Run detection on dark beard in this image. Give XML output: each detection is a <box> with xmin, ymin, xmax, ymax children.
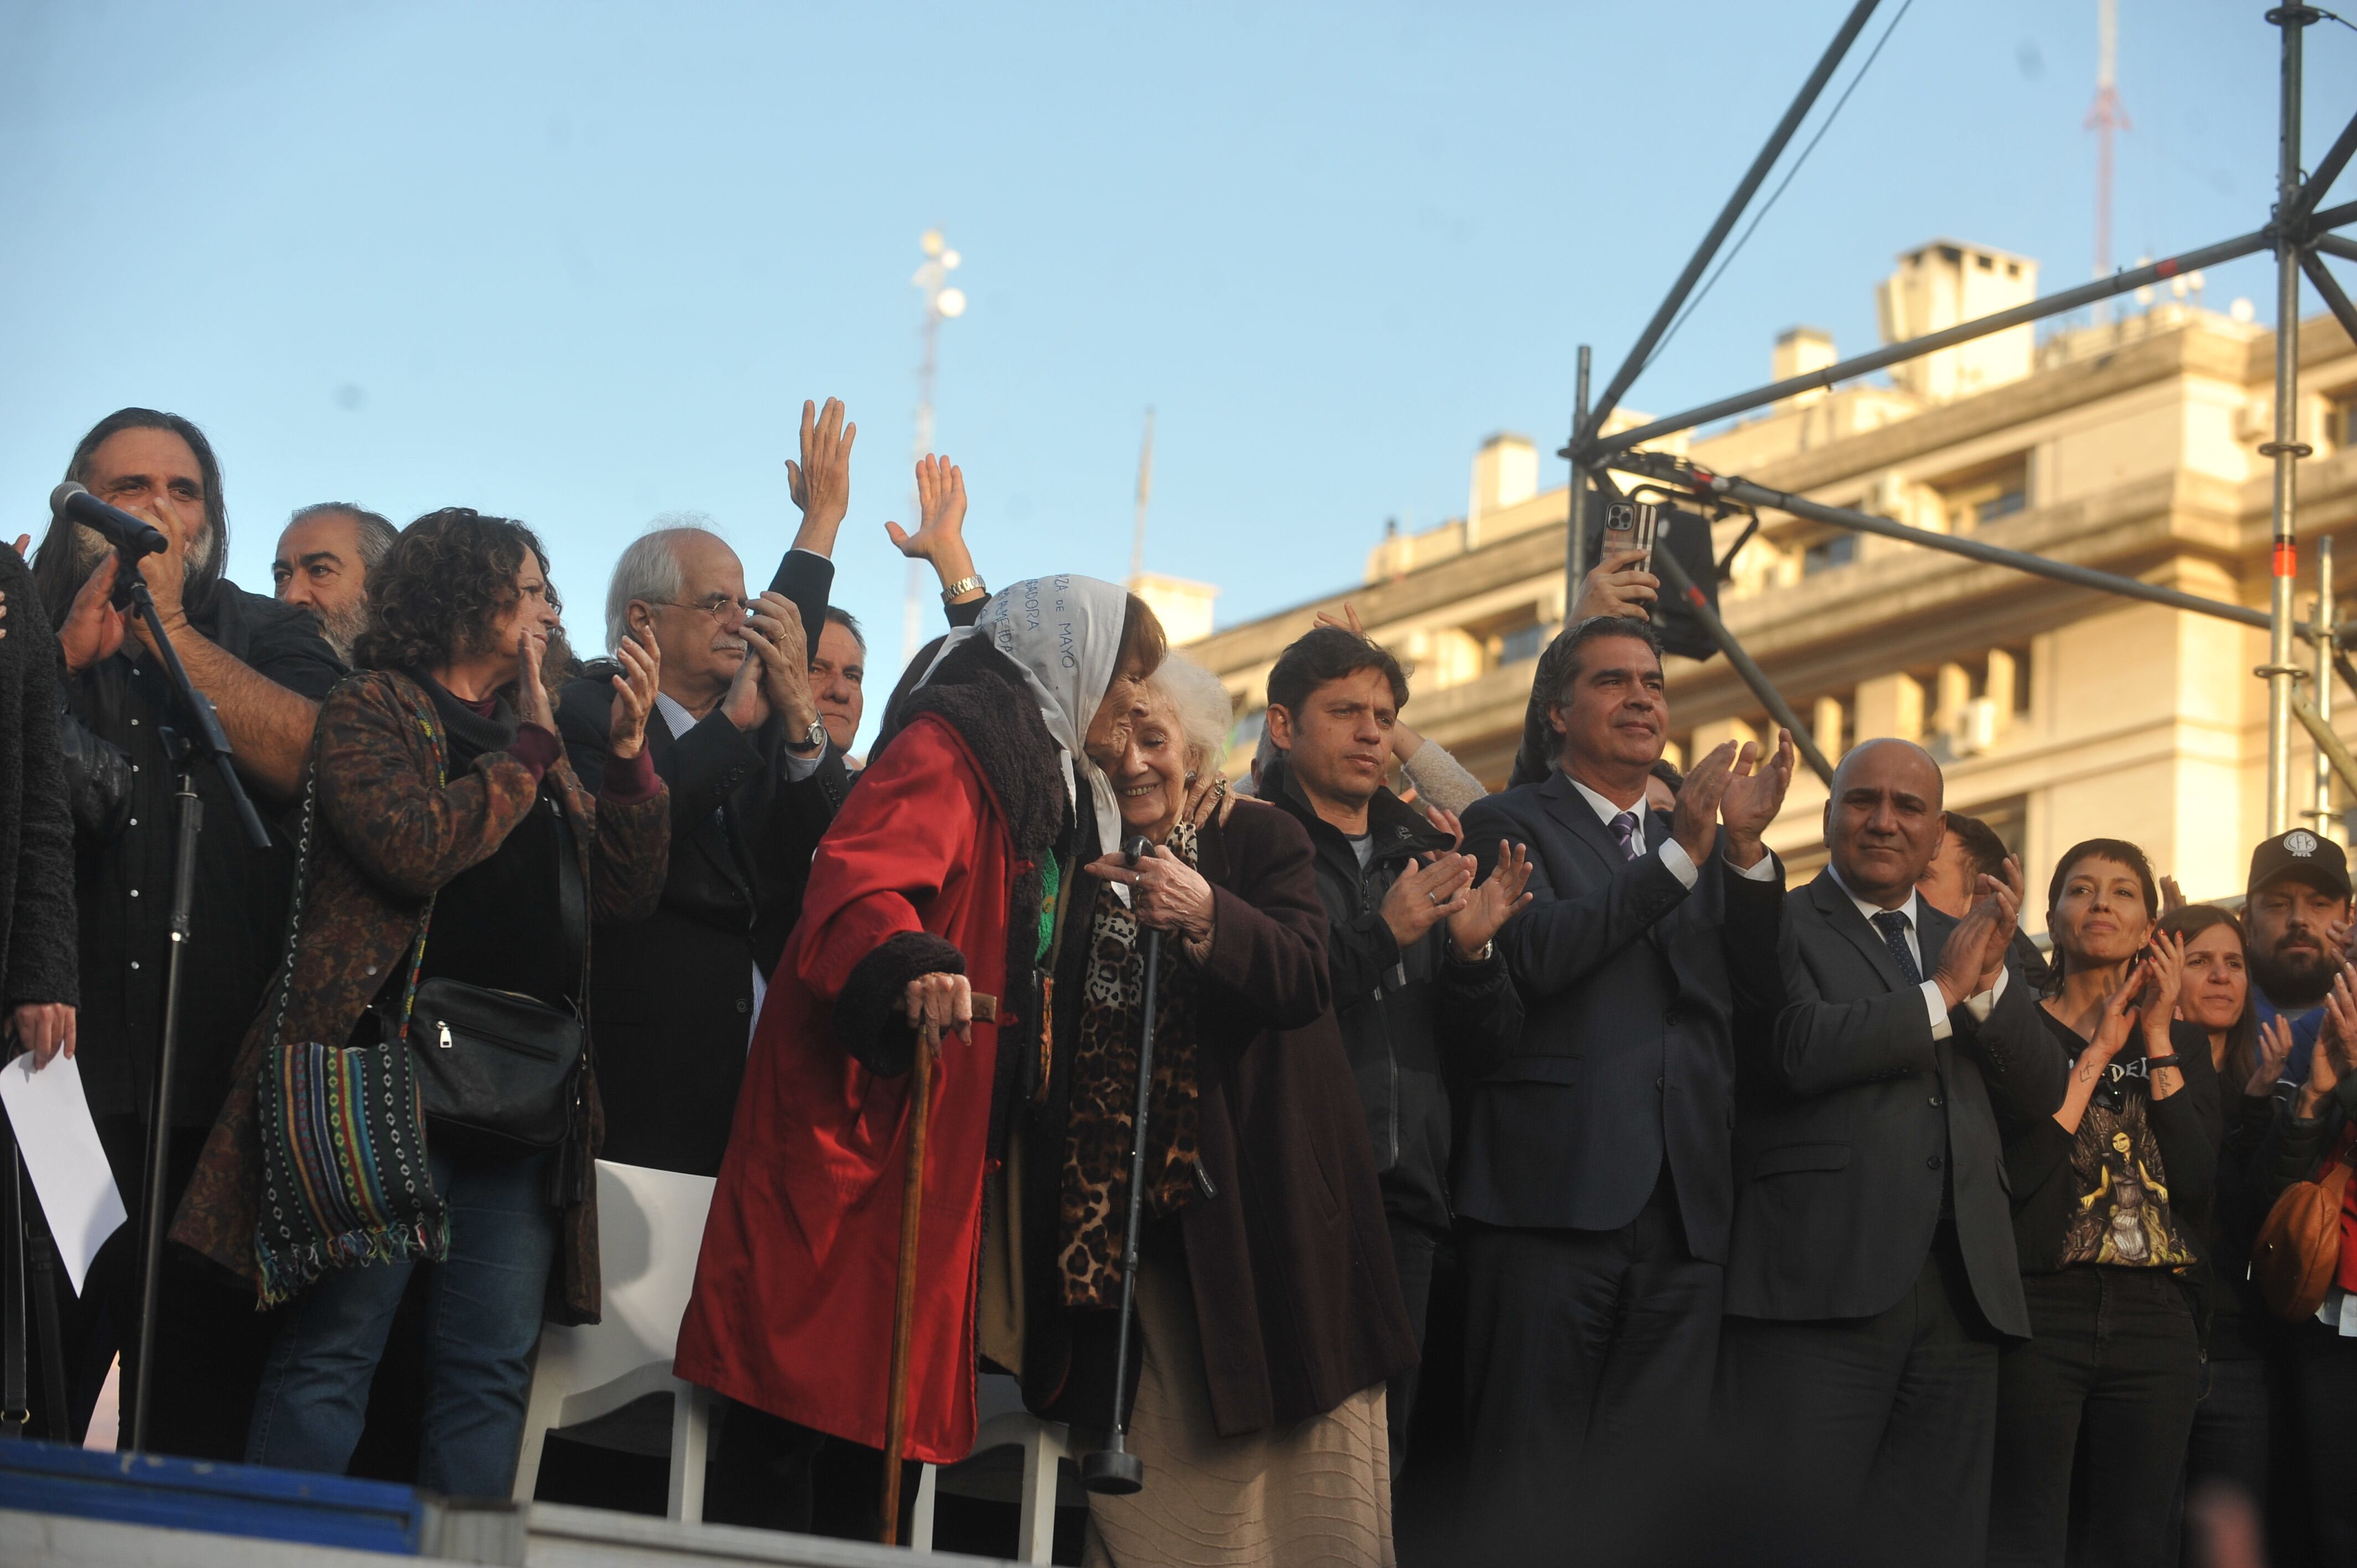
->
<box><xmin>312</xmin><ymin>600</ymin><xmax>369</xmax><ymax>664</ymax></box>
<box><xmin>2253</xmin><ymin>943</ymin><xmax>2336</xmax><ymax>1009</ymax></box>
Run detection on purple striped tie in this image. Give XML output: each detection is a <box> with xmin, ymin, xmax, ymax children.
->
<box><xmin>1612</xmin><ymin>811</ymin><xmax>1643</xmax><ymax>862</ymax></box>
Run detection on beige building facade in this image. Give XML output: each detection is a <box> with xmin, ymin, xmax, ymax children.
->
<box><xmin>1178</xmin><ymin>242</ymin><xmax>2357</xmax><ymax>933</ymax></box>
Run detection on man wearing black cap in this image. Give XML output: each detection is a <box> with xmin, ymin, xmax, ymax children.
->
<box><xmin>2246</xmin><ymin>829</ymin><xmax>2353</xmax><ymax>1088</ymax></box>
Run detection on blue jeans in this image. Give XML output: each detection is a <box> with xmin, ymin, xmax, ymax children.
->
<box><xmin>246</xmin><ymin>1143</ymin><xmax>555</xmax><ymax>1497</ymax></box>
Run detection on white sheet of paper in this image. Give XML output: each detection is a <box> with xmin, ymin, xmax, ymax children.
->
<box><xmin>0</xmin><ymin>1051</ymin><xmax>127</xmax><ymax>1295</ymax></box>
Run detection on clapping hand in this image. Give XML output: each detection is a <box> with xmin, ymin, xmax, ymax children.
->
<box><xmin>2299</xmin><ymin>963</ymin><xmax>2357</xmax><ymax>1117</ymax></box>
<box><xmin>605</xmin><ymin>634</ymin><xmax>660</xmax><ymax>761</ymax></box>
<box><xmin>786</xmin><ymin>398</ymin><xmax>856</xmax><ymax>549</ymax></box>
<box><xmin>1379</xmin><ymin>853</ymin><xmax>1473</xmax><ymax>950</ymax></box>
<box><xmin>1973</xmin><ymin>856</ymin><xmax>2026</xmax><ymax>994</ymax></box>
<box><xmin>57</xmin><ymin>551</ymin><xmax>128</xmax><ymax>674</ymax></box>
<box><xmin>738</xmin><ymin>591</ymin><xmax>818</xmax><ymax>740</ymax></box>
<box><xmin>1670</xmin><ymin>741</ymin><xmax>1740</xmax><ymax>865</ymax></box>
<box><xmin>1717</xmin><ymin>731</ymin><xmax>1794</xmax><ymax>868</ymax></box>
<box><xmin>1449</xmin><ymin>842</ymin><xmax>1533</xmax><ymax>959</ymax></box>
<box><xmin>2139</xmin><ymin>930</ymin><xmax>2186</xmax><ymax>1043</ymax></box>
<box><xmin>2251</xmin><ymin>1014</ymin><xmax>2296</xmax><ymax>1097</ymax></box>
<box><xmin>1572</xmin><ymin>544</ymin><xmax>1660</xmax><ymax>623</ymax></box>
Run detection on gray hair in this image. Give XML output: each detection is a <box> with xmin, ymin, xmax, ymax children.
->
<box><xmin>288</xmin><ymin>502</ymin><xmax>398</xmax><ymax>570</ymax></box>
<box><xmin>1146</xmin><ymin>654</ymin><xmax>1236</xmax><ymax>777</ymax></box>
<box><xmin>604</xmin><ymin>518</ymin><xmax>716</xmax><ymax>651</ymax></box>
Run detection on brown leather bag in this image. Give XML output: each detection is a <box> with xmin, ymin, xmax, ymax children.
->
<box><xmin>2252</xmin><ymin>1141</ymin><xmax>2356</xmax><ymax>1323</ymax></box>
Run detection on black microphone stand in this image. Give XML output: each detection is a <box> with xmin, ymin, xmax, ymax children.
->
<box><xmin>106</xmin><ymin>546</ymin><xmax>270</xmax><ymax>1456</ymax></box>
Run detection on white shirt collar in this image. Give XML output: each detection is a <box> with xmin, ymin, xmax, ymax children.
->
<box><xmin>1828</xmin><ymin>863</ymin><xmax>1918</xmax><ymax>930</ymax></box>
<box><xmin>654</xmin><ymin>691</ymin><xmax>697</xmax><ymax>740</ymax></box>
<box><xmin>1566</xmin><ymin>776</ymin><xmax>1647</xmax><ymax>831</ymax></box>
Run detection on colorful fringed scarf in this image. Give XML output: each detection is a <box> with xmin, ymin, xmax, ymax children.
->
<box><xmin>253</xmin><ymin>682</ymin><xmax>449</xmax><ymax>1304</ymax></box>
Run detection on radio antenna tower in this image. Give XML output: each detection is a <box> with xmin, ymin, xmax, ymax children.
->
<box><xmin>904</xmin><ymin>229</ymin><xmax>966</xmax><ymax>663</ymax></box>
<box><xmin>1129</xmin><ymin>408</ymin><xmax>1156</xmax><ymax>584</ymax></box>
<box><xmin>2085</xmin><ymin>0</ymin><xmax>2129</xmax><ymax>324</ymax></box>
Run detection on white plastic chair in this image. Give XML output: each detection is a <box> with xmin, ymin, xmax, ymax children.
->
<box><xmin>910</xmin><ymin>1371</ymin><xmax>1075</xmax><ymax>1564</ymax></box>
<box><xmin>513</xmin><ymin>1160</ymin><xmax>717</xmax><ymax>1521</ymax></box>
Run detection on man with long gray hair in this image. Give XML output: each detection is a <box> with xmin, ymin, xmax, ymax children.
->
<box><xmin>28</xmin><ymin>406</ymin><xmax>342</xmax><ymax>1462</ymax></box>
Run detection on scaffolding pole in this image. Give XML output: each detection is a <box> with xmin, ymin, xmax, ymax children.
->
<box><xmin>1566</xmin><ymin>345</ymin><xmax>1592</xmax><ymax>615</ymax></box>
<box><xmin>2265</xmin><ymin>6</ymin><xmax>2315</xmax><ymax>837</ymax></box>
<box><xmin>2316</xmin><ymin>537</ymin><xmax>2339</xmax><ymax>835</ymax></box>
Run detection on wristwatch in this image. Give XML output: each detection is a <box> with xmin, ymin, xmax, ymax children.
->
<box><xmin>786</xmin><ymin>718</ymin><xmax>827</xmax><ymax>755</ymax></box>
<box><xmin>1448</xmin><ymin>938</ymin><xmax>1495</xmax><ymax>964</ymax></box>
<box><xmin>940</xmin><ymin>574</ymin><xmax>986</xmax><ymax>603</ymax></box>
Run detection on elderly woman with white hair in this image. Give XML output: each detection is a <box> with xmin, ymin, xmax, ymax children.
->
<box><xmin>1061</xmin><ymin>654</ymin><xmax>1417</xmax><ymax>1567</ymax></box>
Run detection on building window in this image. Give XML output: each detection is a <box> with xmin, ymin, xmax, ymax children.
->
<box><xmin>1231</xmin><ymin>707</ymin><xmax>1265</xmax><ymax>762</ymax></box>
<box><xmin>1936</xmin><ymin>455</ymin><xmax>2030</xmax><ymax>533</ymax></box>
<box><xmin>1803</xmin><ymin>534</ymin><xmax>1857</xmax><ymax>575</ymax></box>
<box><xmin>2330</xmin><ymin>390</ymin><xmax>2357</xmax><ymax>452</ymax></box>
<box><xmin>1499</xmin><ymin>621</ymin><xmax>1551</xmax><ymax>666</ymax></box>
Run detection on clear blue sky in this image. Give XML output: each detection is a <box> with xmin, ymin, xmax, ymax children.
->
<box><xmin>2</xmin><ymin>1</ymin><xmax>2349</xmax><ymax>751</ymax></box>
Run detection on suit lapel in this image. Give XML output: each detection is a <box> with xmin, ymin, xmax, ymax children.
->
<box><xmin>1916</xmin><ymin>900</ymin><xmax>1956</xmax><ymax>980</ymax></box>
<box><xmin>1811</xmin><ymin>869</ymin><xmax>1908</xmax><ymax>992</ymax></box>
<box><xmin>1538</xmin><ymin>771</ymin><xmax>1629</xmax><ymax>876</ymax></box>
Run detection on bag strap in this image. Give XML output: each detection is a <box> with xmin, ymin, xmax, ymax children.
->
<box><xmin>548</xmin><ymin>794</ymin><xmax>589</xmax><ymax>1011</ymax></box>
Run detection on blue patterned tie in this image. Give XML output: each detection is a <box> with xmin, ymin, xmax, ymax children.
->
<box><xmin>1612</xmin><ymin>811</ymin><xmax>1643</xmax><ymax>862</ymax></box>
<box><xmin>1871</xmin><ymin>910</ymin><xmax>1923</xmax><ymax>984</ymax></box>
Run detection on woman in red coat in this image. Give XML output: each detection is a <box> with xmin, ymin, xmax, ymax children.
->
<box><xmin>675</xmin><ymin>575</ymin><xmax>1166</xmax><ymax>1529</ymax></box>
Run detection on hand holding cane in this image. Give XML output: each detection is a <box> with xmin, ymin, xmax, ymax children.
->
<box><xmin>1081</xmin><ymin>835</ymin><xmax>1164</xmax><ymax>1495</ymax></box>
<box><xmin>878</xmin><ymin>988</ymin><xmax>995</xmax><ymax>1545</ymax></box>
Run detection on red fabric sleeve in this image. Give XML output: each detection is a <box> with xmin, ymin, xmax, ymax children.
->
<box><xmin>794</xmin><ymin>717</ymin><xmax>988</xmax><ymax>1003</ymax></box>
<box><xmin>506</xmin><ymin>722</ymin><xmax>562</xmax><ymax>780</ymax></box>
<box><xmin>597</xmin><ymin>745</ymin><xmax>660</xmax><ymax>804</ymax></box>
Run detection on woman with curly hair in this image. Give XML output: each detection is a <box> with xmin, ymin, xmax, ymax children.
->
<box><xmin>172</xmin><ymin>508</ymin><xmax>670</xmax><ymax>1494</ymax></box>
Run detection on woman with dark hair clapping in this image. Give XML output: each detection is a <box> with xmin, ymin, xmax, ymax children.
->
<box><xmin>1988</xmin><ymin>840</ymin><xmax>2220</xmax><ymax>1566</ymax></box>
<box><xmin>172</xmin><ymin>508</ymin><xmax>668</xmax><ymax>1494</ymax></box>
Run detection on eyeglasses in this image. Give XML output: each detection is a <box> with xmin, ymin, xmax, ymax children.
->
<box><xmin>646</xmin><ymin>595</ymin><xmax>748</xmax><ymax>622</ymax></box>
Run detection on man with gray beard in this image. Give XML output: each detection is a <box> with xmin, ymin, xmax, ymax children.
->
<box><xmin>272</xmin><ymin>502</ymin><xmax>397</xmax><ymax>662</ymax></box>
<box><xmin>28</xmin><ymin>408</ymin><xmax>341</xmax><ymax>1462</ymax></box>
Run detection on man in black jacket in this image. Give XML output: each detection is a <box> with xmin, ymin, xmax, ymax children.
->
<box><xmin>30</xmin><ymin>408</ymin><xmax>343</xmax><ymax>1459</ymax></box>
<box><xmin>1720</xmin><ymin>738</ymin><xmax>2057</xmax><ymax>1566</ymax></box>
<box><xmin>1456</xmin><ymin>616</ymin><xmax>1791</xmax><ymax>1559</ymax></box>
<box><xmin>1257</xmin><ymin>626</ymin><xmax>1527</xmax><ymax>1475</ymax></box>
<box><xmin>556</xmin><ymin>399</ymin><xmax>858</xmax><ymax>1175</ymax></box>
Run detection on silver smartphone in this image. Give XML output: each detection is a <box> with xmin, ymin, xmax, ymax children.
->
<box><xmin>1601</xmin><ymin>501</ymin><xmax>1661</xmax><ymax>572</ymax></box>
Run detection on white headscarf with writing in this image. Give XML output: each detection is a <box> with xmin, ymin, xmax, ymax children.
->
<box><xmin>919</xmin><ymin>575</ymin><xmax>1133</xmax><ymax>858</ymax></box>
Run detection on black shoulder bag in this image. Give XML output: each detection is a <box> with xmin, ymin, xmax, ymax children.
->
<box><xmin>405</xmin><ymin>791</ymin><xmax>590</xmax><ymax>1153</ymax></box>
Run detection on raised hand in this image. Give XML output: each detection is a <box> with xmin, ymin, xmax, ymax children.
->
<box><xmin>786</xmin><ymin>398</ymin><xmax>856</xmax><ymax>550</ymax></box>
<box><xmin>1313</xmin><ymin>601</ymin><xmax>1369</xmax><ymax>639</ymax></box>
<box><xmin>513</xmin><ymin>628</ymin><xmax>557</xmax><ymax>735</ymax></box>
<box><xmin>9</xmin><ymin>534</ymin><xmax>29</xmax><ymax>559</ymax></box>
<box><xmin>1378</xmin><ymin>853</ymin><xmax>1474</xmax><ymax>950</ymax></box>
<box><xmin>2139</xmin><ymin>930</ymin><xmax>2186</xmax><ymax>1041</ymax></box>
<box><xmin>1424</xmin><ymin>803</ymin><xmax>1466</xmax><ymax>850</ymax></box>
<box><xmin>1671</xmin><ymin>741</ymin><xmax>1739</xmax><ymax>864</ymax></box>
<box><xmin>2159</xmin><ymin>875</ymin><xmax>2188</xmax><ymax>916</ymax></box>
<box><xmin>2299</xmin><ymin>965</ymin><xmax>2357</xmax><ymax>1117</ymax></box>
<box><xmin>1572</xmin><ymin>544</ymin><xmax>1660</xmax><ymax>623</ymax></box>
<box><xmin>2251</xmin><ymin>1014</ymin><xmax>2296</xmax><ymax>1097</ymax></box>
<box><xmin>1449</xmin><ymin>840</ymin><xmax>1534</xmax><ymax>958</ymax></box>
<box><xmin>1974</xmin><ymin>855</ymin><xmax>2026</xmax><ymax>993</ymax></box>
<box><xmin>1718</xmin><ymin>730</ymin><xmax>1794</xmax><ymax>867</ymax></box>
<box><xmin>884</xmin><ymin>455</ymin><xmax>980</xmax><ymax>605</ymax></box>
<box><xmin>58</xmin><ymin>551</ymin><xmax>127</xmax><ymax>674</ymax></box>
<box><xmin>606</xmin><ymin>634</ymin><xmax>660</xmax><ymax>761</ymax></box>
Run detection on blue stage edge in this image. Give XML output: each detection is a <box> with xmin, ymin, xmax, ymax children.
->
<box><xmin>0</xmin><ymin>1438</ymin><xmax>438</xmax><ymax>1556</ymax></box>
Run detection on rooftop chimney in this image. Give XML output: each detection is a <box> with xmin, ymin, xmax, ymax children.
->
<box><xmin>1773</xmin><ymin>326</ymin><xmax>1836</xmax><ymax>408</ymax></box>
<box><xmin>1466</xmin><ymin>432</ymin><xmax>1538</xmax><ymax>548</ymax></box>
<box><xmin>1875</xmin><ymin>241</ymin><xmax>2039</xmax><ymax>402</ymax></box>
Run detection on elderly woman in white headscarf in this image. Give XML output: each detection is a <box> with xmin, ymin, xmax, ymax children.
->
<box><xmin>1059</xmin><ymin>656</ymin><xmax>1416</xmax><ymax>1566</ymax></box>
<box><xmin>676</xmin><ymin>575</ymin><xmax>1167</xmax><ymax>1538</ymax></box>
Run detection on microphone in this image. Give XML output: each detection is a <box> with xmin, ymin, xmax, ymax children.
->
<box><xmin>50</xmin><ymin>482</ymin><xmax>169</xmax><ymax>558</ymax></box>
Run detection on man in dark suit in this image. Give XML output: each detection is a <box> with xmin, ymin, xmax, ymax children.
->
<box><xmin>1721</xmin><ymin>738</ymin><xmax>2062</xmax><ymax>1568</ymax></box>
<box><xmin>557</xmin><ymin>398</ymin><xmax>855</xmax><ymax>1177</ymax></box>
<box><xmin>1457</xmin><ymin>615</ymin><xmax>1792</xmax><ymax>1557</ymax></box>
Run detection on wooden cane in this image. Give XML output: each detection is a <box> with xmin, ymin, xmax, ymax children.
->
<box><xmin>879</xmin><ymin>991</ymin><xmax>996</xmax><ymax>1546</ymax></box>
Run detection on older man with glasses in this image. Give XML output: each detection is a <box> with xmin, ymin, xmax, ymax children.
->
<box><xmin>554</xmin><ymin>400</ymin><xmax>855</xmax><ymax>1193</ymax></box>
